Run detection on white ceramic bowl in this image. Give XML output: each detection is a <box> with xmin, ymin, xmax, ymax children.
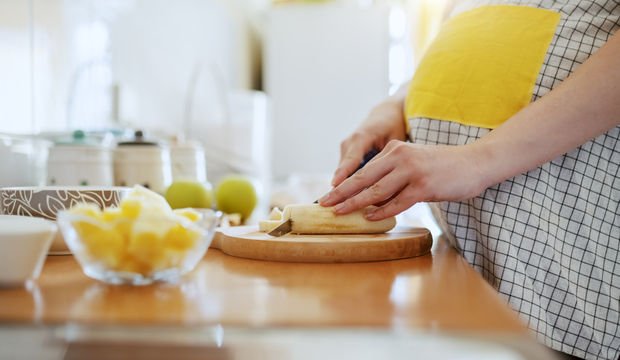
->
<box><xmin>0</xmin><ymin>215</ymin><xmax>57</xmax><ymax>287</ymax></box>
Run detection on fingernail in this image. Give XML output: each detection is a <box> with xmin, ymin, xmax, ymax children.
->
<box><xmin>319</xmin><ymin>192</ymin><xmax>332</xmax><ymax>204</ymax></box>
<box><xmin>364</xmin><ymin>209</ymin><xmax>376</xmax><ymax>220</ymax></box>
<box><xmin>333</xmin><ymin>203</ymin><xmax>347</xmax><ymax>214</ymax></box>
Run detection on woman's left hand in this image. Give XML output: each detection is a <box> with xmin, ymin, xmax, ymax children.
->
<box><xmin>318</xmin><ymin>140</ymin><xmax>487</xmax><ymax>220</ymax></box>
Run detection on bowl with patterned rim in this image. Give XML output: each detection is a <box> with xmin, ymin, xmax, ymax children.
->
<box><xmin>0</xmin><ymin>186</ymin><xmax>131</xmax><ymax>255</ymax></box>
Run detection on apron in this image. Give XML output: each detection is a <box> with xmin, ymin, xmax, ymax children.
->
<box><xmin>406</xmin><ymin>1</ymin><xmax>620</xmax><ymax>359</ymax></box>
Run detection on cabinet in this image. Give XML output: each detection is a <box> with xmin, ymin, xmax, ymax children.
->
<box><xmin>265</xmin><ymin>4</ymin><xmax>391</xmax><ymax>179</ymax></box>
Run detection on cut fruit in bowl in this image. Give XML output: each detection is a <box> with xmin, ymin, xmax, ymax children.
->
<box><xmin>56</xmin><ymin>186</ymin><xmax>220</xmax><ymax>285</ymax></box>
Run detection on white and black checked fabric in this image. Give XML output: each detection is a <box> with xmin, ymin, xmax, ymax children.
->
<box><xmin>408</xmin><ymin>1</ymin><xmax>620</xmax><ymax>359</ymax></box>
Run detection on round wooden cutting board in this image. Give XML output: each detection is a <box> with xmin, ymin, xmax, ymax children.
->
<box><xmin>209</xmin><ymin>226</ymin><xmax>433</xmax><ymax>263</ymax></box>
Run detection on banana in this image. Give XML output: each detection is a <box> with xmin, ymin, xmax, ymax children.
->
<box><xmin>280</xmin><ymin>203</ymin><xmax>395</xmax><ymax>234</ymax></box>
<box><xmin>259</xmin><ymin>220</ymin><xmax>282</xmax><ymax>232</ymax></box>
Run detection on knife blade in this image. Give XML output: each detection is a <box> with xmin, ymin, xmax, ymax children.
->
<box><xmin>268</xmin><ymin>218</ymin><xmax>292</xmax><ymax>237</ymax></box>
<box><xmin>269</xmin><ymin>148</ymin><xmax>380</xmax><ymax>238</ymax></box>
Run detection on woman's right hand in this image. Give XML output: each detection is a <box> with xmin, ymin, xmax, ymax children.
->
<box><xmin>331</xmin><ymin>98</ymin><xmax>408</xmax><ymax>187</ymax></box>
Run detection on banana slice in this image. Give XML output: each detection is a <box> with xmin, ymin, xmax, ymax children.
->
<box><xmin>269</xmin><ymin>207</ymin><xmax>283</xmax><ymax>220</ymax></box>
<box><xmin>259</xmin><ymin>220</ymin><xmax>282</xmax><ymax>232</ymax></box>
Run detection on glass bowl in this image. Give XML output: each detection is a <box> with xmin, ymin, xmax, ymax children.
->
<box><xmin>56</xmin><ymin>209</ymin><xmax>219</xmax><ymax>285</ymax></box>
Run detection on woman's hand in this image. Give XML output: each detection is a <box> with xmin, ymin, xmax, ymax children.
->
<box><xmin>320</xmin><ymin>141</ymin><xmax>487</xmax><ymax>220</ymax></box>
<box><xmin>332</xmin><ymin>97</ymin><xmax>408</xmax><ymax>187</ymax></box>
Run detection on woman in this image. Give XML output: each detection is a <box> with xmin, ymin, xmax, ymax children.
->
<box><xmin>319</xmin><ymin>1</ymin><xmax>620</xmax><ymax>359</ymax></box>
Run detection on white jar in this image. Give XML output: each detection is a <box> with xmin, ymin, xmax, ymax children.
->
<box><xmin>47</xmin><ymin>145</ymin><xmax>113</xmax><ymax>186</ymax></box>
<box><xmin>113</xmin><ymin>133</ymin><xmax>172</xmax><ymax>194</ymax></box>
<box><xmin>170</xmin><ymin>141</ymin><xmax>207</xmax><ymax>182</ymax></box>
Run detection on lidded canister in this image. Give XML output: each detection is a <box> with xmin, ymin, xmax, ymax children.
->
<box><xmin>47</xmin><ymin>130</ymin><xmax>113</xmax><ymax>186</ymax></box>
<box><xmin>113</xmin><ymin>130</ymin><xmax>172</xmax><ymax>193</ymax></box>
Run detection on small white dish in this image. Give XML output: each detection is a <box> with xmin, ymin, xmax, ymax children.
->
<box><xmin>0</xmin><ymin>215</ymin><xmax>57</xmax><ymax>287</ymax></box>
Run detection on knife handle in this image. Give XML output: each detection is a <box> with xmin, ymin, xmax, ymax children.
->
<box><xmin>356</xmin><ymin>148</ymin><xmax>380</xmax><ymax>174</ymax></box>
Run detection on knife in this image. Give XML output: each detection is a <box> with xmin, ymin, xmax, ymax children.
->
<box><xmin>268</xmin><ymin>148</ymin><xmax>380</xmax><ymax>237</ymax></box>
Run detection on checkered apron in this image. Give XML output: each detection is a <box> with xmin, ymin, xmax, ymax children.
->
<box><xmin>408</xmin><ymin>1</ymin><xmax>620</xmax><ymax>359</ymax></box>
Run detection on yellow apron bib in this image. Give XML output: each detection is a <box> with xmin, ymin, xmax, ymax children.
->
<box><xmin>405</xmin><ymin>5</ymin><xmax>560</xmax><ymax>130</ymax></box>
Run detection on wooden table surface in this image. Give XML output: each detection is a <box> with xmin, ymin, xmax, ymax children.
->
<box><xmin>0</xmin><ymin>234</ymin><xmax>527</xmax><ymax>334</ymax></box>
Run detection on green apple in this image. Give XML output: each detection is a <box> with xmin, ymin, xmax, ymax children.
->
<box><xmin>164</xmin><ymin>180</ymin><xmax>213</xmax><ymax>209</ymax></box>
<box><xmin>215</xmin><ymin>175</ymin><xmax>258</xmax><ymax>220</ymax></box>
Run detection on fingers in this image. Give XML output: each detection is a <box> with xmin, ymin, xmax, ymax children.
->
<box><xmin>365</xmin><ymin>186</ymin><xmax>418</xmax><ymax>221</ymax></box>
<box><xmin>331</xmin><ymin>170</ymin><xmax>407</xmax><ymax>214</ymax></box>
<box><xmin>320</xmin><ymin>156</ymin><xmax>394</xmax><ymax>207</ymax></box>
<box><xmin>373</xmin><ymin>192</ymin><xmax>398</xmax><ymax>207</ymax></box>
<box><xmin>332</xmin><ymin>154</ymin><xmax>363</xmax><ymax>187</ymax></box>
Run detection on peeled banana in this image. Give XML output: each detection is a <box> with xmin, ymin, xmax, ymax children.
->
<box><xmin>263</xmin><ymin>203</ymin><xmax>395</xmax><ymax>235</ymax></box>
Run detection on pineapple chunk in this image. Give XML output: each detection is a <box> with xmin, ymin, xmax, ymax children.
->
<box><xmin>69</xmin><ymin>203</ymin><xmax>102</xmax><ymax>219</ymax></box>
<box><xmin>75</xmin><ymin>222</ymin><xmax>126</xmax><ymax>268</ymax></box>
<box><xmin>164</xmin><ymin>224</ymin><xmax>200</xmax><ymax>251</ymax></box>
<box><xmin>173</xmin><ymin>208</ymin><xmax>203</xmax><ymax>222</ymax></box>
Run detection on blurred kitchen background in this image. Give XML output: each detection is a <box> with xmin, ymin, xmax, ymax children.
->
<box><xmin>0</xmin><ymin>0</ymin><xmax>448</xmax><ymax>218</ymax></box>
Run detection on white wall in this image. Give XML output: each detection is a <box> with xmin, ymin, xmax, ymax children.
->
<box><xmin>1</xmin><ymin>0</ymin><xmax>123</xmax><ymax>133</ymax></box>
<box><xmin>0</xmin><ymin>0</ymin><xmax>265</xmax><ymax>136</ymax></box>
<box><xmin>0</xmin><ymin>3</ymin><xmax>31</xmax><ymax>134</ymax></box>
<box><xmin>0</xmin><ymin>0</ymin><xmax>61</xmax><ymax>134</ymax></box>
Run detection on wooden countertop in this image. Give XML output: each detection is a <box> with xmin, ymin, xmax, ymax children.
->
<box><xmin>0</xmin><ymin>234</ymin><xmax>526</xmax><ymax>334</ymax></box>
